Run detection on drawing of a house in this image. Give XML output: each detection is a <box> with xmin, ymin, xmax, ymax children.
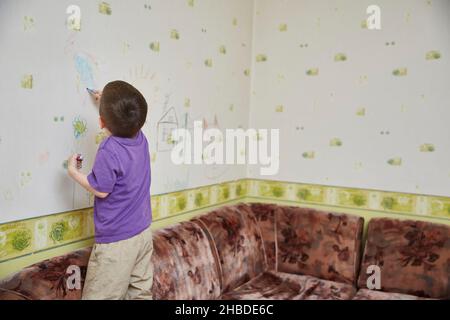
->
<box><xmin>157</xmin><ymin>107</ymin><xmax>178</xmax><ymax>152</ymax></box>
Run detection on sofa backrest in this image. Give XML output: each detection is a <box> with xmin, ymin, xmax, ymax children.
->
<box><xmin>152</xmin><ymin>221</ymin><xmax>221</xmax><ymax>300</ymax></box>
<box><xmin>250</xmin><ymin>203</ymin><xmax>283</xmax><ymax>271</ymax></box>
<box><xmin>192</xmin><ymin>204</ymin><xmax>267</xmax><ymax>293</ymax></box>
<box><xmin>276</xmin><ymin>206</ymin><xmax>364</xmax><ymax>285</ymax></box>
<box><xmin>358</xmin><ymin>218</ymin><xmax>450</xmax><ymax>299</ymax></box>
<box><xmin>0</xmin><ymin>248</ymin><xmax>91</xmax><ymax>300</ymax></box>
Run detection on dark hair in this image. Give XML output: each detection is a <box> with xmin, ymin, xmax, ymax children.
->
<box><xmin>99</xmin><ymin>80</ymin><xmax>148</xmax><ymax>138</ymax></box>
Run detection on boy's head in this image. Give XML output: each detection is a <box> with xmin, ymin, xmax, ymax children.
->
<box><xmin>99</xmin><ymin>80</ymin><xmax>148</xmax><ymax>138</ymax></box>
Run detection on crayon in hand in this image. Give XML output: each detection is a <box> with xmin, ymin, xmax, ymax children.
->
<box><xmin>87</xmin><ymin>88</ymin><xmax>101</xmax><ymax>102</ymax></box>
<box><xmin>76</xmin><ymin>154</ymin><xmax>83</xmax><ymax>169</ymax></box>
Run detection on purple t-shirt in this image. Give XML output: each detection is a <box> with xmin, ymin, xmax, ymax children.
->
<box><xmin>87</xmin><ymin>130</ymin><xmax>152</xmax><ymax>243</ymax></box>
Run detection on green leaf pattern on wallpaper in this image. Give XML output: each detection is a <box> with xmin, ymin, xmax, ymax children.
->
<box><xmin>249</xmin><ymin>0</ymin><xmax>447</xmax><ymax>195</ymax></box>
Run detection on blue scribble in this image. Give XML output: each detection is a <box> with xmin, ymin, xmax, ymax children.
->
<box><xmin>74</xmin><ymin>54</ymin><xmax>95</xmax><ymax>88</ymax></box>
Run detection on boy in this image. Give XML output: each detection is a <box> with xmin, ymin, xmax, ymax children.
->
<box><xmin>67</xmin><ymin>80</ymin><xmax>153</xmax><ymax>300</ymax></box>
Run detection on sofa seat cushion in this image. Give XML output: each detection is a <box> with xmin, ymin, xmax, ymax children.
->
<box><xmin>221</xmin><ymin>271</ymin><xmax>356</xmax><ymax>300</ymax></box>
<box><xmin>0</xmin><ymin>248</ymin><xmax>91</xmax><ymax>300</ymax></box>
<box><xmin>192</xmin><ymin>204</ymin><xmax>267</xmax><ymax>293</ymax></box>
<box><xmin>277</xmin><ymin>206</ymin><xmax>364</xmax><ymax>285</ymax></box>
<box><xmin>353</xmin><ymin>289</ymin><xmax>430</xmax><ymax>300</ymax></box>
<box><xmin>152</xmin><ymin>221</ymin><xmax>221</xmax><ymax>300</ymax></box>
<box><xmin>0</xmin><ymin>288</ymin><xmax>31</xmax><ymax>300</ymax></box>
<box><xmin>358</xmin><ymin>218</ymin><xmax>450</xmax><ymax>299</ymax></box>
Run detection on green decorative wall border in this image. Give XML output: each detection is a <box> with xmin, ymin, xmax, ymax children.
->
<box><xmin>0</xmin><ymin>179</ymin><xmax>248</xmax><ymax>265</ymax></box>
<box><xmin>247</xmin><ymin>179</ymin><xmax>450</xmax><ymax>220</ymax></box>
<box><xmin>1</xmin><ymin>178</ymin><xmax>449</xmax><ymax>279</ymax></box>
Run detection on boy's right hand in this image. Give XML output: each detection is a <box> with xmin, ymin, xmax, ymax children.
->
<box><xmin>92</xmin><ymin>90</ymin><xmax>102</xmax><ymax>102</ymax></box>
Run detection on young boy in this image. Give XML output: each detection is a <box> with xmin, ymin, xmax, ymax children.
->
<box><xmin>67</xmin><ymin>80</ymin><xmax>153</xmax><ymax>300</ymax></box>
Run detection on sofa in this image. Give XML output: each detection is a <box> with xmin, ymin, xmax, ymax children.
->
<box><xmin>0</xmin><ymin>203</ymin><xmax>448</xmax><ymax>300</ymax></box>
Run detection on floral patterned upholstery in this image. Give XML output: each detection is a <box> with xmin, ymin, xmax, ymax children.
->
<box><xmin>276</xmin><ymin>206</ymin><xmax>364</xmax><ymax>285</ymax></box>
<box><xmin>353</xmin><ymin>289</ymin><xmax>429</xmax><ymax>300</ymax></box>
<box><xmin>2</xmin><ymin>203</ymin><xmax>448</xmax><ymax>300</ymax></box>
<box><xmin>0</xmin><ymin>248</ymin><xmax>91</xmax><ymax>300</ymax></box>
<box><xmin>221</xmin><ymin>271</ymin><xmax>356</xmax><ymax>300</ymax></box>
<box><xmin>250</xmin><ymin>203</ymin><xmax>281</xmax><ymax>270</ymax></box>
<box><xmin>192</xmin><ymin>204</ymin><xmax>268</xmax><ymax>293</ymax></box>
<box><xmin>358</xmin><ymin>218</ymin><xmax>450</xmax><ymax>299</ymax></box>
<box><xmin>0</xmin><ymin>288</ymin><xmax>31</xmax><ymax>300</ymax></box>
<box><xmin>152</xmin><ymin>221</ymin><xmax>221</xmax><ymax>300</ymax></box>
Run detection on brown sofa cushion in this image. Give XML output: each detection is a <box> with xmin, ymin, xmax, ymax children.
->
<box><xmin>250</xmin><ymin>203</ymin><xmax>281</xmax><ymax>270</ymax></box>
<box><xmin>0</xmin><ymin>248</ymin><xmax>91</xmax><ymax>300</ymax></box>
<box><xmin>152</xmin><ymin>221</ymin><xmax>221</xmax><ymax>300</ymax></box>
<box><xmin>193</xmin><ymin>204</ymin><xmax>267</xmax><ymax>293</ymax></box>
<box><xmin>221</xmin><ymin>271</ymin><xmax>356</xmax><ymax>300</ymax></box>
<box><xmin>358</xmin><ymin>218</ymin><xmax>450</xmax><ymax>299</ymax></box>
<box><xmin>353</xmin><ymin>289</ymin><xmax>429</xmax><ymax>300</ymax></box>
<box><xmin>277</xmin><ymin>206</ymin><xmax>364</xmax><ymax>285</ymax></box>
<box><xmin>0</xmin><ymin>288</ymin><xmax>31</xmax><ymax>300</ymax></box>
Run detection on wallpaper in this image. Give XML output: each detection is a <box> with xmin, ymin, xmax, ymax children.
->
<box><xmin>0</xmin><ymin>0</ymin><xmax>254</xmax><ymax>223</ymax></box>
<box><xmin>248</xmin><ymin>0</ymin><xmax>450</xmax><ymax>197</ymax></box>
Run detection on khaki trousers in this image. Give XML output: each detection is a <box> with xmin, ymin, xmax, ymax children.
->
<box><xmin>82</xmin><ymin>226</ymin><xmax>153</xmax><ymax>300</ymax></box>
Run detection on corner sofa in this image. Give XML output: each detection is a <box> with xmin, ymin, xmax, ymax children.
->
<box><xmin>0</xmin><ymin>203</ymin><xmax>448</xmax><ymax>300</ymax></box>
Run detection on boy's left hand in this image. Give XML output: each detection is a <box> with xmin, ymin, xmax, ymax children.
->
<box><xmin>67</xmin><ymin>154</ymin><xmax>79</xmax><ymax>176</ymax></box>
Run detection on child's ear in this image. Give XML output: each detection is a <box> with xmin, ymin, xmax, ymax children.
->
<box><xmin>99</xmin><ymin>117</ymin><xmax>106</xmax><ymax>129</ymax></box>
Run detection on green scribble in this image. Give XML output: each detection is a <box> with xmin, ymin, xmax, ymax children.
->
<box><xmin>12</xmin><ymin>229</ymin><xmax>32</xmax><ymax>251</ymax></box>
<box><xmin>194</xmin><ymin>193</ymin><xmax>204</xmax><ymax>207</ymax></box>
<box><xmin>244</xmin><ymin>69</ymin><xmax>250</xmax><ymax>76</ymax></box>
<box><xmin>187</xmin><ymin>0</ymin><xmax>194</xmax><ymax>7</ymax></box>
<box><xmin>50</xmin><ymin>221</ymin><xmax>67</xmax><ymax>242</ymax></box>
<box><xmin>420</xmin><ymin>144</ymin><xmax>435</xmax><ymax>152</ymax></box>
<box><xmin>95</xmin><ymin>131</ymin><xmax>107</xmax><ymax>145</ymax></box>
<box><xmin>99</xmin><ymin>2</ymin><xmax>112</xmax><ymax>15</ymax></box>
<box><xmin>426</xmin><ymin>51</ymin><xmax>441</xmax><ymax>60</ymax></box>
<box><xmin>382</xmin><ymin>197</ymin><xmax>396</xmax><ymax>210</ymax></box>
<box><xmin>184</xmin><ymin>98</ymin><xmax>191</xmax><ymax>108</ymax></box>
<box><xmin>73</xmin><ymin>116</ymin><xmax>87</xmax><ymax>139</ymax></box>
<box><xmin>352</xmin><ymin>194</ymin><xmax>367</xmax><ymax>206</ymax></box>
<box><xmin>232</xmin><ymin>18</ymin><xmax>238</xmax><ymax>26</ymax></box>
<box><xmin>21</xmin><ymin>75</ymin><xmax>33</xmax><ymax>89</ymax></box>
<box><xmin>256</xmin><ymin>54</ymin><xmax>267</xmax><ymax>62</ymax></box>
<box><xmin>297</xmin><ymin>188</ymin><xmax>311</xmax><ymax>200</ymax></box>
<box><xmin>149</xmin><ymin>42</ymin><xmax>160</xmax><ymax>52</ymax></box>
<box><xmin>219</xmin><ymin>45</ymin><xmax>227</xmax><ymax>54</ymax></box>
<box><xmin>275</xmin><ymin>105</ymin><xmax>284</xmax><ymax>113</ymax></box>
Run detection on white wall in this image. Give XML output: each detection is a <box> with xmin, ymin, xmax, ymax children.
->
<box><xmin>248</xmin><ymin>0</ymin><xmax>450</xmax><ymax>197</ymax></box>
<box><xmin>0</xmin><ymin>0</ymin><xmax>254</xmax><ymax>223</ymax></box>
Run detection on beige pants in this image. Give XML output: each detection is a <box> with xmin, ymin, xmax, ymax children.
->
<box><xmin>82</xmin><ymin>226</ymin><xmax>153</xmax><ymax>300</ymax></box>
